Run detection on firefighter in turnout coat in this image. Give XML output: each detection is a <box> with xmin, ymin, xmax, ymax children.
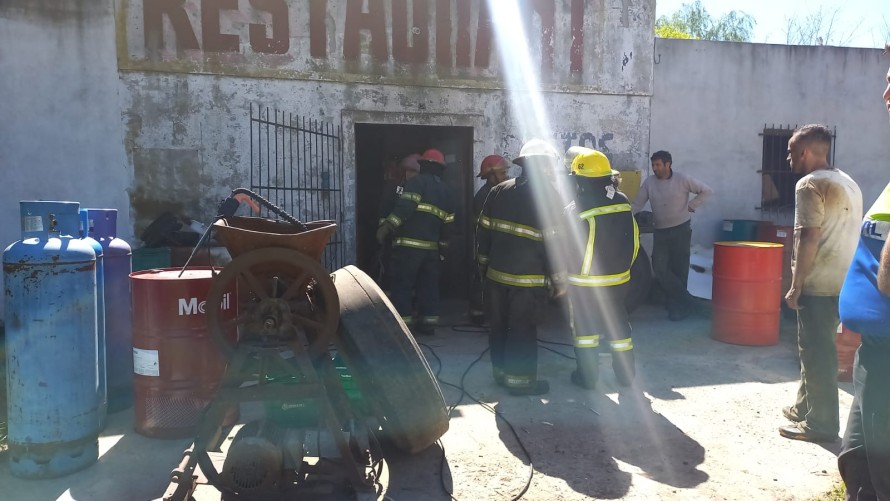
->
<box><xmin>377</xmin><ymin>148</ymin><xmax>455</xmax><ymax>335</ymax></box>
<box><xmin>476</xmin><ymin>139</ymin><xmax>565</xmax><ymax>396</ymax></box>
<box><xmin>469</xmin><ymin>155</ymin><xmax>511</xmax><ymax>324</ymax></box>
<box><xmin>565</xmin><ymin>149</ymin><xmax>639</xmax><ymax>388</ymax></box>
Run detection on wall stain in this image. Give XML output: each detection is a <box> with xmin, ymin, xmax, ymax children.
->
<box><xmin>1</xmin><ymin>0</ymin><xmax>109</xmax><ymax>24</ymax></box>
<box><xmin>129</xmin><ymin>148</ymin><xmax>207</xmax><ymax>240</ymax></box>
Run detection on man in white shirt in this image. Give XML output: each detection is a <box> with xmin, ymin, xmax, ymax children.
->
<box><xmin>780</xmin><ymin>124</ymin><xmax>863</xmax><ymax>443</ymax></box>
<box><xmin>631</xmin><ymin>151</ymin><xmax>713</xmax><ymax>321</ymax></box>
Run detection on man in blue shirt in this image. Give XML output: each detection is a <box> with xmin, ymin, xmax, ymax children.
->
<box><xmin>836</xmin><ymin>46</ymin><xmax>890</xmax><ymax>500</ymax></box>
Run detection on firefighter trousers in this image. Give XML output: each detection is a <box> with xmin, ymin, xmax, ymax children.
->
<box><xmin>468</xmin><ymin>266</ymin><xmax>486</xmax><ymax>324</ymax></box>
<box><xmin>486</xmin><ymin>281</ymin><xmax>547</xmax><ymax>388</ymax></box>
<box><xmin>568</xmin><ymin>283</ymin><xmax>635</xmax><ymax>387</ymax></box>
<box><xmin>390</xmin><ymin>246</ymin><xmax>441</xmax><ymax>330</ymax></box>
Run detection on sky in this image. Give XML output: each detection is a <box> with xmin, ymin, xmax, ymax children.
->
<box><xmin>655</xmin><ymin>0</ymin><xmax>890</xmax><ymax>48</ymax></box>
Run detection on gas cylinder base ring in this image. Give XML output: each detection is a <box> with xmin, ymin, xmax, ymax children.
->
<box><xmin>206</xmin><ymin>247</ymin><xmax>340</xmax><ymax>360</ymax></box>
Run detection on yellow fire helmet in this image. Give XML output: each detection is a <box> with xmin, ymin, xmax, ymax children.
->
<box><xmin>570</xmin><ymin>149</ymin><xmax>613</xmax><ymax>178</ymax></box>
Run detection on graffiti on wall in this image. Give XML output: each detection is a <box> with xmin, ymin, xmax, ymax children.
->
<box><xmin>556</xmin><ymin>131</ymin><xmax>614</xmax><ymax>153</ymax></box>
<box><xmin>495</xmin><ymin>130</ymin><xmax>626</xmax><ymax>175</ymax></box>
<box><xmin>498</xmin><ymin>131</ymin><xmax>616</xmax><ymax>157</ymax></box>
<box><xmin>120</xmin><ymin>0</ymin><xmax>651</xmax><ymax>90</ymax></box>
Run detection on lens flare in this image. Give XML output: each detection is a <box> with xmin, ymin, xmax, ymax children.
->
<box><xmin>486</xmin><ymin>1</ymin><xmax>670</xmax><ymax>481</ymax></box>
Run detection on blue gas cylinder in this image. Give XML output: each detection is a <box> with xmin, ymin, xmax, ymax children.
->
<box><xmin>3</xmin><ymin>201</ymin><xmax>101</xmax><ymax>478</ymax></box>
<box><xmin>79</xmin><ymin>209</ymin><xmax>107</xmax><ymax>428</ymax></box>
<box><xmin>85</xmin><ymin>208</ymin><xmax>133</xmax><ymax>412</ymax></box>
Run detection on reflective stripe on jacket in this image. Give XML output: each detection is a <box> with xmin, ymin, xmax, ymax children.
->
<box><xmin>475</xmin><ymin>176</ymin><xmax>563</xmax><ymax>288</ymax></box>
<box><xmin>566</xmin><ymin>184</ymin><xmax>639</xmax><ymax>288</ymax></box>
<box><xmin>384</xmin><ymin>173</ymin><xmax>455</xmax><ymax>251</ymax></box>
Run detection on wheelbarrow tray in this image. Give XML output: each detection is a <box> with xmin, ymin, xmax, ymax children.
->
<box><xmin>213</xmin><ymin>217</ymin><xmax>336</xmax><ymax>260</ymax></box>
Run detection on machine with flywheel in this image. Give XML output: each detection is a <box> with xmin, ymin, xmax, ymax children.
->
<box><xmin>163</xmin><ymin>189</ymin><xmax>449</xmax><ymax>501</ymax></box>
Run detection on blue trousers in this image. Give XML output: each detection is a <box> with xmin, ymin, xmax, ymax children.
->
<box><xmin>838</xmin><ymin>339</ymin><xmax>890</xmax><ymax>501</ymax></box>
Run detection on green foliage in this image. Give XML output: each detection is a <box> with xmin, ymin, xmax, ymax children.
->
<box><xmin>813</xmin><ymin>483</ymin><xmax>846</xmax><ymax>501</ymax></box>
<box><xmin>655</xmin><ymin>25</ymin><xmax>694</xmax><ymax>39</ymax></box>
<box><xmin>655</xmin><ymin>0</ymin><xmax>755</xmax><ymax>42</ymax></box>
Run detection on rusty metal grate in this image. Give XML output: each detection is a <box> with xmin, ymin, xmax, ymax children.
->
<box><xmin>250</xmin><ymin>105</ymin><xmax>346</xmax><ymax>271</ymax></box>
<box><xmin>757</xmin><ymin>124</ymin><xmax>836</xmax><ymax>224</ymax></box>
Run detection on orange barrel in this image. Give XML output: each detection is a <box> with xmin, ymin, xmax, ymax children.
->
<box><xmin>836</xmin><ymin>324</ymin><xmax>861</xmax><ymax>382</ymax></box>
<box><xmin>711</xmin><ymin>242</ymin><xmax>784</xmax><ymax>346</ymax></box>
<box><xmin>130</xmin><ymin>267</ymin><xmax>238</xmax><ymax>438</ymax></box>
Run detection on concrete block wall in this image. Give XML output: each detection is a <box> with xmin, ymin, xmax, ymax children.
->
<box><xmin>650</xmin><ymin>38</ymin><xmax>890</xmax><ymax>247</ymax></box>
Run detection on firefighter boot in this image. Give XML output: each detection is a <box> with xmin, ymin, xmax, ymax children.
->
<box><xmin>571</xmin><ymin>369</ymin><xmax>597</xmax><ymax>390</ymax></box>
<box><xmin>507</xmin><ymin>379</ymin><xmax>550</xmax><ymax>396</ymax></box>
<box><xmin>469</xmin><ymin>309</ymin><xmax>486</xmax><ymax>326</ymax></box>
<box><xmin>416</xmin><ymin>315</ymin><xmax>439</xmax><ymax>336</ymax></box>
<box><xmin>612</xmin><ymin>349</ymin><xmax>635</xmax><ymax>387</ymax></box>
<box><xmin>571</xmin><ymin>336</ymin><xmax>599</xmax><ymax>389</ymax></box>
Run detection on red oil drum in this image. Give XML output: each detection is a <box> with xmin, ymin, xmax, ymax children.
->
<box><xmin>756</xmin><ymin>224</ymin><xmax>794</xmax><ymax>294</ymax></box>
<box><xmin>711</xmin><ymin>242</ymin><xmax>784</xmax><ymax>346</ymax></box>
<box><xmin>130</xmin><ymin>267</ymin><xmax>237</xmax><ymax>438</ymax></box>
<box><xmin>754</xmin><ymin>221</ymin><xmax>775</xmax><ymax>241</ymax></box>
<box><xmin>836</xmin><ymin>324</ymin><xmax>861</xmax><ymax>382</ymax></box>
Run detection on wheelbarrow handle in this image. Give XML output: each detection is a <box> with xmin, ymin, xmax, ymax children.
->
<box><xmin>219</xmin><ymin>188</ymin><xmax>309</xmax><ymax>232</ymax></box>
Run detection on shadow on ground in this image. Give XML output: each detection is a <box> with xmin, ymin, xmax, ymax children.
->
<box><xmin>492</xmin><ymin>380</ymin><xmax>709</xmax><ymax>499</ymax></box>
<box><xmin>383</xmin><ymin>442</ymin><xmax>453</xmax><ymax>500</ymax></box>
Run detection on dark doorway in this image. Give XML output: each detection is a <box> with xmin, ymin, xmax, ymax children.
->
<box><xmin>355</xmin><ymin>124</ymin><xmax>474</xmax><ymax>299</ymax></box>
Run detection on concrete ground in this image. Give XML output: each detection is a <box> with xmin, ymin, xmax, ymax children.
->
<box><xmin>0</xmin><ymin>301</ymin><xmax>852</xmax><ymax>501</ymax></box>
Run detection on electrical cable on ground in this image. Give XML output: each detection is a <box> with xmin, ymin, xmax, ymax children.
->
<box><xmin>538</xmin><ymin>338</ymin><xmax>573</xmax><ymax>348</ymax></box>
<box><xmin>414</xmin><ymin>322</ymin><xmax>577</xmax><ymax>501</ymax></box>
<box><xmin>421</xmin><ymin>340</ymin><xmax>534</xmax><ymax>501</ymax></box>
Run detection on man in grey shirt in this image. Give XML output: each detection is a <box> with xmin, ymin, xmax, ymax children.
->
<box><xmin>632</xmin><ymin>151</ymin><xmax>713</xmax><ymax>321</ymax></box>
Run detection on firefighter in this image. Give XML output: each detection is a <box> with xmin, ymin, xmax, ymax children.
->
<box><xmin>565</xmin><ymin>149</ymin><xmax>639</xmax><ymax>389</ymax></box>
<box><xmin>377</xmin><ymin>148</ymin><xmax>454</xmax><ymax>335</ymax></box>
<box><xmin>379</xmin><ymin>154</ymin><xmax>421</xmax><ymax>219</ymax></box>
<box><xmin>376</xmin><ymin>154</ymin><xmax>421</xmax><ymax>290</ymax></box>
<box><xmin>469</xmin><ymin>155</ymin><xmax>511</xmax><ymax>325</ymax></box>
<box><xmin>476</xmin><ymin>139</ymin><xmax>565</xmax><ymax>396</ymax></box>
